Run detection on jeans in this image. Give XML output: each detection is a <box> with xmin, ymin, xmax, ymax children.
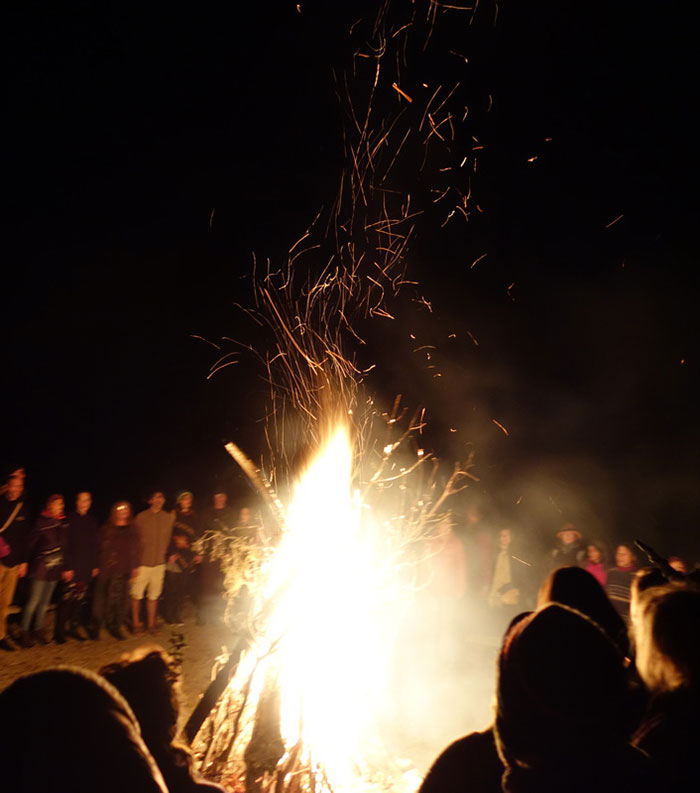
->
<box><xmin>21</xmin><ymin>578</ymin><xmax>57</xmax><ymax>632</ymax></box>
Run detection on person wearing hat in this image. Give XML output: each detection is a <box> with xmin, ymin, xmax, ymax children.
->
<box><xmin>550</xmin><ymin>522</ymin><xmax>586</xmax><ymax>569</ymax></box>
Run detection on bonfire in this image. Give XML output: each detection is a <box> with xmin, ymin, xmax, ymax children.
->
<box><xmin>189</xmin><ymin>2</ymin><xmax>486</xmax><ymax>790</ymax></box>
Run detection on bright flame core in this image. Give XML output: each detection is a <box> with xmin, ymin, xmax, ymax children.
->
<box><xmin>231</xmin><ymin>424</ymin><xmax>415</xmax><ymax>793</ymax></box>
<box><xmin>268</xmin><ymin>425</ymin><xmax>388</xmax><ymax>788</ymax></box>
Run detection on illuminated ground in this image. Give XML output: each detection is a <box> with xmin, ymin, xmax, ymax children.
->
<box><xmin>0</xmin><ymin>604</ymin><xmax>499</xmax><ymax>776</ymax></box>
<box><xmin>0</xmin><ymin>606</ymin><xmax>231</xmax><ymax>725</ymax></box>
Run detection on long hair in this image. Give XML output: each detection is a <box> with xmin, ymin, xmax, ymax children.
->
<box><xmin>108</xmin><ymin>500</ymin><xmax>133</xmax><ymax>523</ymax></box>
<box><xmin>585</xmin><ymin>538</ymin><xmax>610</xmax><ymax>566</ymax></box>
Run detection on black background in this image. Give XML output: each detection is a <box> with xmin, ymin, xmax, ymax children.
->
<box><xmin>3</xmin><ymin>2</ymin><xmax>698</xmax><ymax>555</ymax></box>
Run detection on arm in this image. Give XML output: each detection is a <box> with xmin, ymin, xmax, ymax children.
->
<box><xmin>61</xmin><ymin>520</ymin><xmax>74</xmax><ymax>581</ymax></box>
<box><xmin>25</xmin><ymin>518</ymin><xmax>42</xmax><ymax>566</ymax></box>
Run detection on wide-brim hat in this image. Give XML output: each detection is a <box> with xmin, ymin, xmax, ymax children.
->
<box><xmin>557</xmin><ymin>522</ymin><xmax>581</xmax><ymax>540</ymax></box>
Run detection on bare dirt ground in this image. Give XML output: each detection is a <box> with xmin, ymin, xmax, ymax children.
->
<box><xmin>0</xmin><ymin>603</ymin><xmax>233</xmax><ymax>726</ymax></box>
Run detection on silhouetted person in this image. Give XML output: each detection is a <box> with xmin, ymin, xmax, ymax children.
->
<box><xmin>0</xmin><ymin>666</ymin><xmax>168</xmax><ymax>792</ymax></box>
<box><xmin>101</xmin><ymin>646</ymin><xmax>226</xmax><ymax>792</ymax></box>
<box><xmin>0</xmin><ymin>473</ymin><xmax>29</xmax><ymax>651</ymax></box>
<box><xmin>495</xmin><ymin>604</ymin><xmax>659</xmax><ymax>793</ymax></box>
<box><xmin>55</xmin><ymin>490</ymin><xmax>100</xmax><ymax>642</ymax></box>
<box><xmin>538</xmin><ymin>565</ymin><xmax>629</xmax><ymax>655</ymax></box>
<box><xmin>632</xmin><ymin>585</ymin><xmax>700</xmax><ymax>792</ymax></box>
<box><xmin>92</xmin><ymin>500</ymin><xmax>140</xmax><ymax>639</ymax></box>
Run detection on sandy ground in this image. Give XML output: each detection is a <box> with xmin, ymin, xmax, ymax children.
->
<box><xmin>0</xmin><ymin>603</ymin><xmax>499</xmax><ymax>779</ymax></box>
<box><xmin>0</xmin><ymin>603</ymin><xmax>233</xmax><ymax>725</ymax></box>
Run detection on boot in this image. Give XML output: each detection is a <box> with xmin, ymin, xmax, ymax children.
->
<box><xmin>88</xmin><ymin>621</ymin><xmax>101</xmax><ymax>640</ymax></box>
<box><xmin>18</xmin><ymin>630</ymin><xmax>35</xmax><ymax>649</ymax></box>
<box><xmin>54</xmin><ymin>631</ymin><xmax>67</xmax><ymax>645</ymax></box>
<box><xmin>107</xmin><ymin>624</ymin><xmax>126</xmax><ymax>641</ymax></box>
<box><xmin>68</xmin><ymin>623</ymin><xmax>86</xmax><ymax>641</ymax></box>
<box><xmin>33</xmin><ymin>629</ymin><xmax>51</xmax><ymax>645</ymax></box>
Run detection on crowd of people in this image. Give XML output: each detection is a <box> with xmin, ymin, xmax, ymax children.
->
<box><xmin>0</xmin><ymin>467</ymin><xmax>256</xmax><ymax>651</ymax></box>
<box><xmin>429</xmin><ymin>508</ymin><xmax>694</xmax><ymax>632</ymax></box>
<box><xmin>419</xmin><ymin>561</ymin><xmax>700</xmax><ymax>793</ymax></box>
<box><xmin>2</xmin><ymin>464</ymin><xmax>699</xmax><ymax>792</ymax></box>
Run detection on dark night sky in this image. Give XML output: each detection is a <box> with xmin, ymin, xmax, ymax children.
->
<box><xmin>3</xmin><ymin>2</ymin><xmax>698</xmax><ymax>553</ymax></box>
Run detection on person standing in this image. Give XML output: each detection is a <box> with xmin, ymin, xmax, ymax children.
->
<box><xmin>132</xmin><ymin>491</ymin><xmax>174</xmax><ymax>635</ymax></box>
<box><xmin>606</xmin><ymin>542</ymin><xmax>638</xmax><ymax>624</ymax></box>
<box><xmin>202</xmin><ymin>491</ymin><xmax>235</xmax><ymax>534</ymax></box>
<box><xmin>550</xmin><ymin>522</ymin><xmax>586</xmax><ymax>569</ymax></box>
<box><xmin>487</xmin><ymin>528</ymin><xmax>531</xmax><ymax>627</ymax></box>
<box><xmin>91</xmin><ymin>501</ymin><xmax>140</xmax><ymax>640</ymax></box>
<box><xmin>584</xmin><ymin>539</ymin><xmax>609</xmax><ymax>587</ymax></box>
<box><xmin>54</xmin><ymin>491</ymin><xmax>100</xmax><ymax>642</ymax></box>
<box><xmin>163</xmin><ymin>491</ymin><xmax>200</xmax><ymax>624</ymax></box>
<box><xmin>198</xmin><ymin>491</ymin><xmax>234</xmax><ymax>622</ymax></box>
<box><xmin>19</xmin><ymin>494</ymin><xmax>70</xmax><ymax>646</ymax></box>
<box><xmin>0</xmin><ymin>474</ymin><xmax>30</xmax><ymax>651</ymax></box>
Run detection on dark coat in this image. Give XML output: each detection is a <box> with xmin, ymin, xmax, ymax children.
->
<box><xmin>551</xmin><ymin>540</ymin><xmax>586</xmax><ymax>569</ymax></box>
<box><xmin>201</xmin><ymin>507</ymin><xmax>235</xmax><ymax>534</ymax></box>
<box><xmin>419</xmin><ymin>729</ymin><xmax>503</xmax><ymax>793</ymax></box>
<box><xmin>99</xmin><ymin>521</ymin><xmax>140</xmax><ymax>577</ymax></box>
<box><xmin>26</xmin><ymin>514</ymin><xmax>69</xmax><ymax>581</ymax></box>
<box><xmin>633</xmin><ymin>688</ymin><xmax>700</xmax><ymax>793</ymax></box>
<box><xmin>0</xmin><ymin>495</ymin><xmax>30</xmax><ymax>567</ymax></box>
<box><xmin>66</xmin><ymin>510</ymin><xmax>100</xmax><ymax>581</ymax></box>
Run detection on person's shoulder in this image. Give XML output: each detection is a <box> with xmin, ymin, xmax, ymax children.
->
<box><xmin>421</xmin><ymin>729</ymin><xmax>500</xmax><ymax>793</ymax></box>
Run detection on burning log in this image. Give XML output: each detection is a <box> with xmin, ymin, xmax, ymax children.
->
<box><xmin>244</xmin><ymin>672</ymin><xmax>285</xmax><ymax>793</ymax></box>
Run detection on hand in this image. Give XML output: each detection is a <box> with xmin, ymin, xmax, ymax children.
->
<box><xmin>193</xmin><ymin>554</ymin><xmax>203</xmax><ymax>564</ymax></box>
<box><xmin>168</xmin><ymin>554</ymin><xmax>177</xmax><ymax>565</ymax></box>
<box><xmin>131</xmin><ymin>568</ymin><xmax>139</xmax><ymax>580</ymax></box>
<box><xmin>92</xmin><ymin>568</ymin><xmax>99</xmax><ymax>578</ymax></box>
<box><xmin>62</xmin><ymin>570</ymin><xmax>75</xmax><ymax>582</ymax></box>
<box><xmin>17</xmin><ymin>562</ymin><xmax>28</xmax><ymax>578</ymax></box>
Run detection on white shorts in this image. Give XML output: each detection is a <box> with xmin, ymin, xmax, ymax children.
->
<box><xmin>131</xmin><ymin>564</ymin><xmax>166</xmax><ymax>600</ymax></box>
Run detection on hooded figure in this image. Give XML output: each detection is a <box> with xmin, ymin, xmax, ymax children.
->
<box><xmin>538</xmin><ymin>565</ymin><xmax>629</xmax><ymax>655</ymax></box>
<box><xmin>0</xmin><ymin>666</ymin><xmax>168</xmax><ymax>792</ymax></box>
<box><xmin>494</xmin><ymin>604</ymin><xmax>659</xmax><ymax>793</ymax></box>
